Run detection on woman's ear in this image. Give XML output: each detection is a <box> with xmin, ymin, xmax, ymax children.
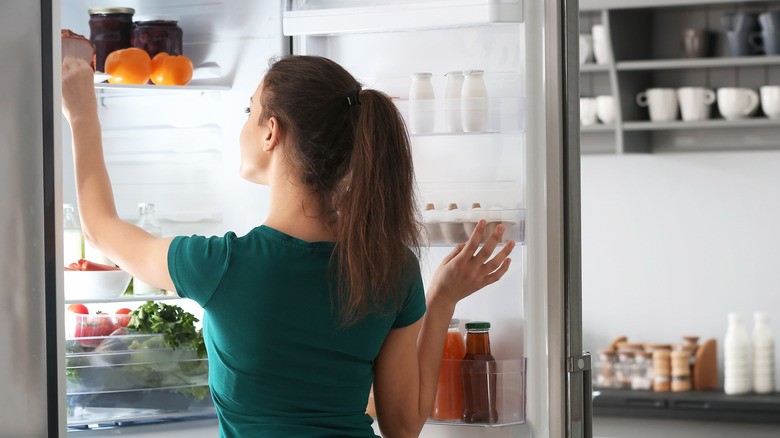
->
<box><xmin>263</xmin><ymin>117</ymin><xmax>281</xmax><ymax>152</ymax></box>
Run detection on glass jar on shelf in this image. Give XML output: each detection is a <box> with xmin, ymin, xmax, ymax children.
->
<box><xmin>596</xmin><ymin>349</ymin><xmax>618</xmax><ymax>388</ymax></box>
<box><xmin>631</xmin><ymin>351</ymin><xmax>653</xmax><ymax>390</ymax></box>
<box><xmin>88</xmin><ymin>7</ymin><xmax>135</xmax><ymax>72</ymax></box>
<box><xmin>132</xmin><ymin>16</ymin><xmax>184</xmax><ymax>58</ymax></box>
<box><xmin>615</xmin><ymin>350</ymin><xmax>635</xmax><ymax>389</ymax></box>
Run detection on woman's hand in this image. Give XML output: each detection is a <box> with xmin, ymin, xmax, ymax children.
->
<box><xmin>427</xmin><ymin>220</ymin><xmax>515</xmax><ymax>308</ymax></box>
<box><xmin>61</xmin><ymin>55</ymin><xmax>98</xmax><ymax>124</ymax></box>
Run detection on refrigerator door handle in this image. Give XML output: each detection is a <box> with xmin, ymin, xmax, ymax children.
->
<box><xmin>567</xmin><ymin>352</ymin><xmax>593</xmax><ymax>438</ymax></box>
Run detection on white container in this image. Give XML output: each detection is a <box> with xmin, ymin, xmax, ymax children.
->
<box><xmin>724</xmin><ymin>312</ymin><xmax>752</xmax><ymax>395</ymax></box>
<box><xmin>133</xmin><ymin>203</ymin><xmax>164</xmax><ymax>295</ymax></box>
<box><xmin>409</xmin><ymin>72</ymin><xmax>435</xmax><ymax>134</ymax></box>
<box><xmin>461</xmin><ymin>70</ymin><xmax>488</xmax><ymax>132</ymax></box>
<box><xmin>753</xmin><ymin>312</ymin><xmax>776</xmax><ymax>394</ymax></box>
<box><xmin>444</xmin><ymin>71</ymin><xmax>464</xmax><ymax>132</ymax></box>
<box><xmin>63</xmin><ymin>204</ymin><xmax>83</xmax><ymax>267</ymax></box>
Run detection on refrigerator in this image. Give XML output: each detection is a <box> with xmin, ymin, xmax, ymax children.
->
<box><xmin>0</xmin><ymin>0</ymin><xmax>586</xmax><ymax>437</ymax></box>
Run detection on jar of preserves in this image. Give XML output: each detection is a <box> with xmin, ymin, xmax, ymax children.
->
<box><xmin>132</xmin><ymin>17</ymin><xmax>183</xmax><ymax>58</ymax></box>
<box><xmin>89</xmin><ymin>7</ymin><xmax>135</xmax><ymax>72</ymax></box>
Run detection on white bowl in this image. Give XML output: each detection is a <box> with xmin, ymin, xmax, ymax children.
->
<box><xmin>64</xmin><ymin>269</ymin><xmax>132</xmax><ymax>300</ymax></box>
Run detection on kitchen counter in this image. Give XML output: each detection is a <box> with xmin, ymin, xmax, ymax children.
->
<box><xmin>593</xmin><ymin>388</ymin><xmax>780</xmax><ymax>423</ymax></box>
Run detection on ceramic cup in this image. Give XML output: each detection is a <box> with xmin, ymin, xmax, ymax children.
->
<box><xmin>760</xmin><ymin>85</ymin><xmax>780</xmax><ymax>119</ymax></box>
<box><xmin>579</xmin><ymin>34</ymin><xmax>594</xmax><ymax>64</ymax></box>
<box><xmin>595</xmin><ymin>95</ymin><xmax>616</xmax><ymax>124</ymax></box>
<box><xmin>580</xmin><ymin>97</ymin><xmax>598</xmax><ymax>126</ymax></box>
<box><xmin>677</xmin><ymin>87</ymin><xmax>716</xmax><ymax>121</ymax></box>
<box><xmin>682</xmin><ymin>29</ymin><xmax>710</xmax><ymax>58</ymax></box>
<box><xmin>717</xmin><ymin>87</ymin><xmax>760</xmax><ymax>120</ymax></box>
<box><xmin>592</xmin><ymin>25</ymin><xmax>610</xmax><ymax>64</ymax></box>
<box><xmin>636</xmin><ymin>88</ymin><xmax>679</xmax><ymax>122</ymax></box>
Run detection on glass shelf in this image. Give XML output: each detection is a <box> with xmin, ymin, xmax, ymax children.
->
<box><xmin>64</xmin><ymin>294</ymin><xmax>185</xmax><ymax>305</ymax></box>
<box><xmin>283</xmin><ymin>0</ymin><xmax>523</xmax><ymax>36</ymax></box>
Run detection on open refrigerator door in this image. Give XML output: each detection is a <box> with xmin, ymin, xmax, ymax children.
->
<box><xmin>282</xmin><ymin>1</ymin><xmax>583</xmax><ymax>437</ymax></box>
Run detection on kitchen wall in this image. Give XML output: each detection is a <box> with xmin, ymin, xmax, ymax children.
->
<box><xmin>581</xmin><ymin>150</ymin><xmax>780</xmax><ymax>382</ymax></box>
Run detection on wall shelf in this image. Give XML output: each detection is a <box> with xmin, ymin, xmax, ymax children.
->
<box><xmin>617</xmin><ymin>55</ymin><xmax>780</xmax><ymax>71</ymax></box>
<box><xmin>579</xmin><ymin>0</ymin><xmax>780</xmax><ymax>154</ymax></box>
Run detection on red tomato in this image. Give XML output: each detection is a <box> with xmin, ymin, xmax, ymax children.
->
<box><xmin>115</xmin><ymin>308</ymin><xmax>133</xmax><ymax>327</ymax></box>
<box><xmin>105</xmin><ymin>48</ymin><xmax>152</xmax><ymax>85</ymax></box>
<box><xmin>150</xmin><ymin>52</ymin><xmax>193</xmax><ymax>86</ymax></box>
<box><xmin>67</xmin><ymin>304</ymin><xmax>89</xmax><ymax>315</ymax></box>
<box><xmin>79</xmin><ymin>260</ymin><xmax>119</xmax><ymax>271</ymax></box>
<box><xmin>93</xmin><ymin>312</ymin><xmax>115</xmax><ymax>337</ymax></box>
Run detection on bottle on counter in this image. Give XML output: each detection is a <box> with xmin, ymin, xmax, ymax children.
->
<box><xmin>752</xmin><ymin>312</ymin><xmax>775</xmax><ymax>394</ymax></box>
<box><xmin>461</xmin><ymin>321</ymin><xmax>497</xmax><ymax>423</ymax></box>
<box><xmin>431</xmin><ymin>318</ymin><xmax>466</xmax><ymax>421</ymax></box>
<box><xmin>133</xmin><ymin>203</ymin><xmax>164</xmax><ymax>295</ymax></box>
<box><xmin>724</xmin><ymin>312</ymin><xmax>751</xmax><ymax>395</ymax></box>
<box><xmin>62</xmin><ymin>204</ymin><xmax>84</xmax><ymax>267</ymax></box>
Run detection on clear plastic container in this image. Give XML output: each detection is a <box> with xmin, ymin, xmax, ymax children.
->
<box><xmin>65</xmin><ymin>331</ymin><xmax>212</xmax><ymax>426</ymax></box>
<box><xmin>133</xmin><ymin>203</ymin><xmax>164</xmax><ymax>295</ymax></box>
<box><xmin>423</xmin><ymin>206</ymin><xmax>526</xmax><ymax>246</ymax></box>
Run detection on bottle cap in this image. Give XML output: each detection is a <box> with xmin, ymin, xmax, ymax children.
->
<box><xmin>449</xmin><ymin>318</ymin><xmax>460</xmax><ymax>325</ymax></box>
<box><xmin>465</xmin><ymin>321</ymin><xmax>490</xmax><ymax>330</ymax></box>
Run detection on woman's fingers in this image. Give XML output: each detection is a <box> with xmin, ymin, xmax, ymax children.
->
<box><xmin>483</xmin><ymin>240</ymin><xmax>515</xmax><ymax>273</ymax></box>
<box><xmin>460</xmin><ymin>220</ymin><xmax>486</xmax><ymax>258</ymax></box>
<box><xmin>474</xmin><ymin>223</ymin><xmax>505</xmax><ymax>263</ymax></box>
<box><xmin>481</xmin><ymin>258</ymin><xmax>511</xmax><ymax>288</ymax></box>
<box><xmin>441</xmin><ymin>242</ymin><xmax>465</xmax><ymax>266</ymax></box>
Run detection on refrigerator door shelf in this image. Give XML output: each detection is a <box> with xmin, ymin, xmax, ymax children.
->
<box><xmin>397</xmin><ymin>97</ymin><xmax>525</xmax><ymax>136</ymax></box>
<box><xmin>424</xmin><ymin>358</ymin><xmax>527</xmax><ymax>427</ymax></box>
<box><xmin>283</xmin><ymin>0</ymin><xmax>523</xmax><ymax>36</ymax></box>
<box><xmin>424</xmin><ymin>208</ymin><xmax>526</xmax><ymax>246</ymax></box>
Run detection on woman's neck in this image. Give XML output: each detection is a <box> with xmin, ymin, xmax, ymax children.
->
<box><xmin>263</xmin><ymin>176</ymin><xmax>335</xmax><ymax>243</ymax></box>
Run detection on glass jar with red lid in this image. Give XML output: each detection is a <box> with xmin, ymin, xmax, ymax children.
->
<box><xmin>131</xmin><ymin>17</ymin><xmax>183</xmax><ymax>59</ymax></box>
<box><xmin>88</xmin><ymin>7</ymin><xmax>135</xmax><ymax>72</ymax></box>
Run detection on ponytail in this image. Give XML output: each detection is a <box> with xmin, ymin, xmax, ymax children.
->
<box><xmin>258</xmin><ymin>55</ymin><xmax>423</xmax><ymax>326</ymax></box>
<box><xmin>334</xmin><ymin>90</ymin><xmax>423</xmax><ymax>325</ymax></box>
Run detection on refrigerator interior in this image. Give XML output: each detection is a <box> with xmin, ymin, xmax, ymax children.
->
<box><xmin>283</xmin><ymin>0</ymin><xmax>532</xmax><ymax>435</ymax></box>
<box><xmin>59</xmin><ymin>0</ymin><xmax>548</xmax><ymax>436</ymax></box>
<box><xmin>60</xmin><ymin>0</ymin><xmax>285</xmax><ymax>429</ymax></box>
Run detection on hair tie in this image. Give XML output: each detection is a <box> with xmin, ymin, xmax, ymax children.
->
<box><xmin>346</xmin><ymin>88</ymin><xmax>361</xmax><ymax>106</ymax></box>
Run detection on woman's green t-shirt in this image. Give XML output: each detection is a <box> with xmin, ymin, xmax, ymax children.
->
<box><xmin>168</xmin><ymin>225</ymin><xmax>426</xmax><ymax>437</ymax></box>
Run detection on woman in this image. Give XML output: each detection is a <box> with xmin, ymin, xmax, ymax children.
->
<box><xmin>61</xmin><ymin>54</ymin><xmax>514</xmax><ymax>437</ymax></box>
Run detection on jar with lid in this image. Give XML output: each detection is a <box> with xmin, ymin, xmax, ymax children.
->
<box><xmin>133</xmin><ymin>203</ymin><xmax>164</xmax><ymax>295</ymax></box>
<box><xmin>89</xmin><ymin>7</ymin><xmax>135</xmax><ymax>72</ymax></box>
<box><xmin>461</xmin><ymin>321</ymin><xmax>497</xmax><ymax>423</ymax></box>
<box><xmin>63</xmin><ymin>204</ymin><xmax>83</xmax><ymax>267</ymax></box>
<box><xmin>596</xmin><ymin>349</ymin><xmax>618</xmax><ymax>388</ymax></box>
<box><xmin>615</xmin><ymin>350</ymin><xmax>635</xmax><ymax>389</ymax></box>
<box><xmin>652</xmin><ymin>349</ymin><xmax>671</xmax><ymax>392</ymax></box>
<box><xmin>671</xmin><ymin>349</ymin><xmax>692</xmax><ymax>392</ymax></box>
<box><xmin>132</xmin><ymin>16</ymin><xmax>183</xmax><ymax>59</ymax></box>
<box><xmin>431</xmin><ymin>318</ymin><xmax>465</xmax><ymax>421</ymax></box>
<box><xmin>631</xmin><ymin>351</ymin><xmax>653</xmax><ymax>390</ymax></box>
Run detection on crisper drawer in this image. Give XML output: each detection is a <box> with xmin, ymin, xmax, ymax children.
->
<box><xmin>66</xmin><ymin>333</ymin><xmax>214</xmax><ymax>426</ymax></box>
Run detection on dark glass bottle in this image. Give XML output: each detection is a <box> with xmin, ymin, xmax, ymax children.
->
<box><xmin>461</xmin><ymin>321</ymin><xmax>497</xmax><ymax>423</ymax></box>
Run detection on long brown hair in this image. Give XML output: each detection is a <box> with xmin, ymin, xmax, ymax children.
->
<box><xmin>258</xmin><ymin>55</ymin><xmax>423</xmax><ymax>325</ymax></box>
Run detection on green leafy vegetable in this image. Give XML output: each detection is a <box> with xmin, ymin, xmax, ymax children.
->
<box><xmin>127</xmin><ymin>301</ymin><xmax>206</xmax><ymax>358</ymax></box>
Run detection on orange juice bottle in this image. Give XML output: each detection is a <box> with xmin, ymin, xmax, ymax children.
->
<box><xmin>431</xmin><ymin>319</ymin><xmax>466</xmax><ymax>420</ymax></box>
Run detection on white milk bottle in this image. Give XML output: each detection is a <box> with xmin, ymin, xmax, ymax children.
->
<box><xmin>461</xmin><ymin>69</ymin><xmax>488</xmax><ymax>132</ymax></box>
<box><xmin>444</xmin><ymin>71</ymin><xmax>464</xmax><ymax>132</ymax></box>
<box><xmin>753</xmin><ymin>312</ymin><xmax>776</xmax><ymax>394</ymax></box>
<box><xmin>133</xmin><ymin>203</ymin><xmax>164</xmax><ymax>295</ymax></box>
<box><xmin>724</xmin><ymin>312</ymin><xmax>751</xmax><ymax>395</ymax></box>
<box><xmin>409</xmin><ymin>72</ymin><xmax>435</xmax><ymax>134</ymax></box>
<box><xmin>62</xmin><ymin>204</ymin><xmax>83</xmax><ymax>267</ymax></box>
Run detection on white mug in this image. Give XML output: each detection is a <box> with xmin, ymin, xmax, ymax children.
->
<box><xmin>595</xmin><ymin>95</ymin><xmax>615</xmax><ymax>124</ymax></box>
<box><xmin>677</xmin><ymin>87</ymin><xmax>716</xmax><ymax>121</ymax></box>
<box><xmin>636</xmin><ymin>88</ymin><xmax>678</xmax><ymax>122</ymax></box>
<box><xmin>717</xmin><ymin>87</ymin><xmax>759</xmax><ymax>121</ymax></box>
<box><xmin>579</xmin><ymin>34</ymin><xmax>594</xmax><ymax>64</ymax></box>
<box><xmin>592</xmin><ymin>25</ymin><xmax>611</xmax><ymax>64</ymax></box>
<box><xmin>760</xmin><ymin>85</ymin><xmax>780</xmax><ymax>120</ymax></box>
<box><xmin>580</xmin><ymin>97</ymin><xmax>598</xmax><ymax>126</ymax></box>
